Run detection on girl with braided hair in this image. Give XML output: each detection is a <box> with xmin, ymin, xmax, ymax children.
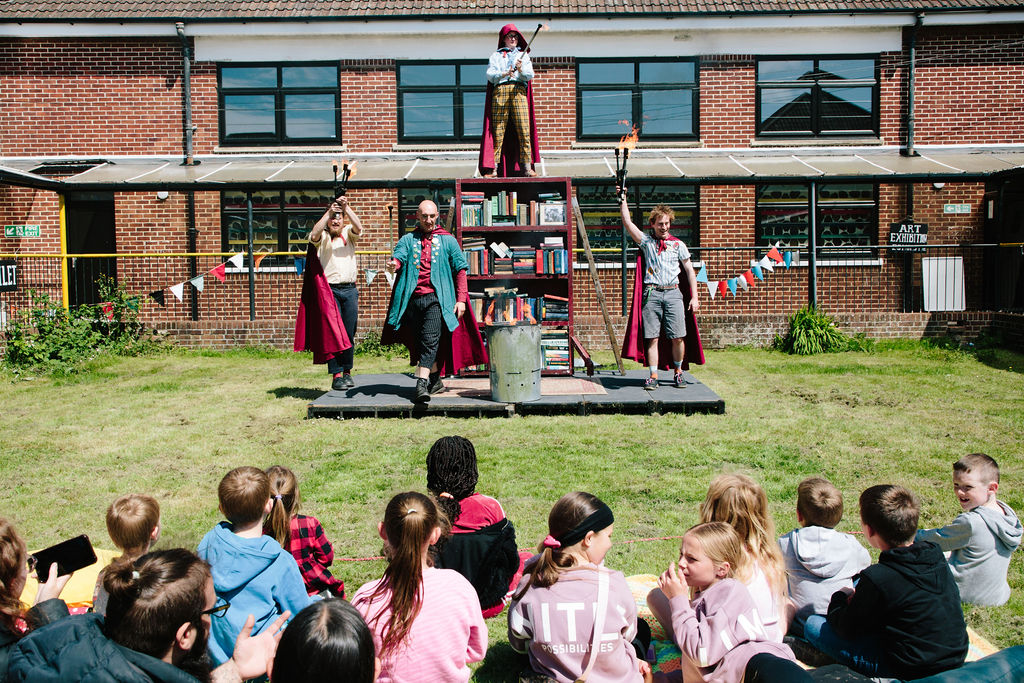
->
<box><xmin>426</xmin><ymin>436</ymin><xmax>523</xmax><ymax>617</ymax></box>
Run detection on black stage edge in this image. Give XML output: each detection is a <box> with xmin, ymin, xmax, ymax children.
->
<box><xmin>306</xmin><ymin>370</ymin><xmax>725</xmax><ymax>419</ymax></box>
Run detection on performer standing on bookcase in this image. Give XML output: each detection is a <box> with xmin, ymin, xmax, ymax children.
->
<box><xmin>479</xmin><ymin>23</ymin><xmax>540</xmax><ymax>178</ymax></box>
<box><xmin>618</xmin><ymin>185</ymin><xmax>705</xmax><ymax>390</ymax></box>
<box><xmin>383</xmin><ymin>200</ymin><xmax>488</xmax><ymax>403</ymax></box>
<box><xmin>294</xmin><ymin>195</ymin><xmax>359</xmax><ymax>391</ymax></box>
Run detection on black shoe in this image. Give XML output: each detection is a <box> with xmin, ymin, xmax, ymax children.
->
<box><xmin>340</xmin><ymin>373</ymin><xmax>355</xmax><ymax>388</ymax></box>
<box><xmin>428</xmin><ymin>372</ymin><xmax>445</xmax><ymax>394</ymax></box>
<box><xmin>331</xmin><ymin>375</ymin><xmax>346</xmax><ymax>391</ymax></box>
<box><xmin>414</xmin><ymin>378</ymin><xmax>431</xmax><ymax>403</ymax></box>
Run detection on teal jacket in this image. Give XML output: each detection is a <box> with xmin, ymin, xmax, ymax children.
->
<box><xmin>387</xmin><ymin>229</ymin><xmax>468</xmax><ymax>333</ymax></box>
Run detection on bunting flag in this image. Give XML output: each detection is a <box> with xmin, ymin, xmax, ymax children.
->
<box><xmin>751</xmin><ymin>264</ymin><xmax>764</xmax><ymax>280</ymax></box>
<box><xmin>190</xmin><ymin>275</ymin><xmax>205</xmax><ymax>293</ymax></box>
<box><xmin>169</xmin><ymin>282</ymin><xmax>184</xmax><ymax>302</ymax></box>
<box><xmin>759</xmin><ymin>255</ymin><xmax>775</xmax><ymax>273</ymax></box>
<box><xmin>695</xmin><ymin>263</ymin><xmax>708</xmax><ymax>283</ymax></box>
<box><xmin>718</xmin><ymin>280</ymin><xmax>729</xmax><ymax>298</ymax></box>
<box><xmin>294</xmin><ymin>257</ymin><xmax>305</xmax><ymax>276</ymax></box>
<box><xmin>784</xmin><ymin>251</ymin><xmax>793</xmax><ymax>268</ymax></box>
<box><xmin>742</xmin><ymin>270</ymin><xmax>755</xmax><ymax>286</ymax></box>
<box><xmin>254</xmin><ymin>253</ymin><xmax>269</xmax><ymax>269</ymax></box>
<box><xmin>727</xmin><ymin>278</ymin><xmax>737</xmax><ymax>295</ymax></box>
<box><xmin>210</xmin><ymin>263</ymin><xmax>226</xmax><ymax>282</ymax></box>
<box><xmin>707</xmin><ymin>281</ymin><xmax>717</xmax><ymax>299</ymax></box>
<box><xmin>384</xmin><ymin>270</ymin><xmax>396</xmax><ymax>288</ymax></box>
<box><xmin>228</xmin><ymin>252</ymin><xmax>245</xmax><ymax>269</ymax></box>
<box><xmin>99</xmin><ymin>302</ymin><xmax>114</xmax><ymax>320</ymax></box>
<box><xmin>767</xmin><ymin>245</ymin><xmax>784</xmax><ymax>263</ymax></box>
<box><xmin>365</xmin><ymin>268</ymin><xmax>378</xmax><ymax>286</ymax></box>
<box><xmin>737</xmin><ymin>274</ymin><xmax>749</xmax><ymax>291</ymax></box>
<box><xmin>148</xmin><ymin>290</ymin><xmax>166</xmax><ymax>307</ymax></box>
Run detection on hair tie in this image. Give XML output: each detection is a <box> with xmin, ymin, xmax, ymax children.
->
<box><xmin>131</xmin><ymin>570</ymin><xmax>140</xmax><ymax>580</ymax></box>
<box><xmin>405</xmin><ymin>508</ymin><xmax>417</xmax><ymax>516</ymax></box>
<box><xmin>439</xmin><ymin>492</ymin><xmax>454</xmax><ymax>499</ymax></box>
<box><xmin>273</xmin><ymin>494</ymin><xmax>283</xmax><ymax>501</ymax></box>
<box><xmin>542</xmin><ymin>535</ymin><xmax>562</xmax><ymax>549</ymax></box>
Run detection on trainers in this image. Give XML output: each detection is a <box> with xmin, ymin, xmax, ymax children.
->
<box><xmin>674</xmin><ymin>371</ymin><xmax>686</xmax><ymax>388</ymax></box>
<box><xmin>428</xmin><ymin>372</ymin><xmax>445</xmax><ymax>394</ymax></box>
<box><xmin>340</xmin><ymin>373</ymin><xmax>355</xmax><ymax>388</ymax></box>
<box><xmin>413</xmin><ymin>378</ymin><xmax>431</xmax><ymax>404</ymax></box>
<box><xmin>643</xmin><ymin>376</ymin><xmax>658</xmax><ymax>391</ymax></box>
<box><xmin>331</xmin><ymin>375</ymin><xmax>346</xmax><ymax>391</ymax></box>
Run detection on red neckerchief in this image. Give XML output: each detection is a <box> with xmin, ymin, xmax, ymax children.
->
<box><xmin>654</xmin><ymin>233</ymin><xmax>679</xmax><ymax>254</ymax></box>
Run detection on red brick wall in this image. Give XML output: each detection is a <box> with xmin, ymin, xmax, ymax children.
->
<box><xmin>700</xmin><ymin>56</ymin><xmax>756</xmax><ymax>147</ymax></box>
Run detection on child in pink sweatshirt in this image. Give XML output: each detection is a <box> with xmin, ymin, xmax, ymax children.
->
<box><xmin>352</xmin><ymin>491</ymin><xmax>487</xmax><ymax>683</ymax></box>
<box><xmin>654</xmin><ymin>522</ymin><xmax>809</xmax><ymax>683</ymax></box>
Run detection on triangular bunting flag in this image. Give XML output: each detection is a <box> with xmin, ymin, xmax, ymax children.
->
<box><xmin>784</xmin><ymin>251</ymin><xmax>793</xmax><ymax>268</ymax></box>
<box><xmin>99</xmin><ymin>302</ymin><xmax>114</xmax><ymax>320</ymax></box>
<box><xmin>228</xmin><ymin>252</ymin><xmax>245</xmax><ymax>269</ymax></box>
<box><xmin>718</xmin><ymin>280</ymin><xmax>729</xmax><ymax>297</ymax></box>
<box><xmin>737</xmin><ymin>275</ymin><xmax>749</xmax><ymax>291</ymax></box>
<box><xmin>707</xmin><ymin>281</ymin><xmax>717</xmax><ymax>299</ymax></box>
<box><xmin>169</xmin><ymin>282</ymin><xmax>184</xmax><ymax>302</ymax></box>
<box><xmin>751</xmin><ymin>264</ymin><xmax>764</xmax><ymax>280</ymax></box>
<box><xmin>190</xmin><ymin>275</ymin><xmax>205</xmax><ymax>292</ymax></box>
<box><xmin>148</xmin><ymin>290</ymin><xmax>166</xmax><ymax>307</ymax></box>
<box><xmin>210</xmin><ymin>263</ymin><xmax>226</xmax><ymax>282</ymax></box>
<box><xmin>294</xmin><ymin>257</ymin><xmax>306</xmax><ymax>276</ymax></box>
<box><xmin>254</xmin><ymin>253</ymin><xmax>269</xmax><ymax>269</ymax></box>
<box><xmin>767</xmin><ymin>245</ymin><xmax>784</xmax><ymax>263</ymax></box>
<box><xmin>384</xmin><ymin>270</ymin><xmax>396</xmax><ymax>288</ymax></box>
<box><xmin>742</xmin><ymin>270</ymin><xmax>755</xmax><ymax>285</ymax></box>
<box><xmin>759</xmin><ymin>255</ymin><xmax>775</xmax><ymax>273</ymax></box>
<box><xmin>727</xmin><ymin>278</ymin><xmax>737</xmax><ymax>295</ymax></box>
<box><xmin>695</xmin><ymin>263</ymin><xmax>708</xmax><ymax>283</ymax></box>
<box><xmin>365</xmin><ymin>268</ymin><xmax>377</xmax><ymax>286</ymax></box>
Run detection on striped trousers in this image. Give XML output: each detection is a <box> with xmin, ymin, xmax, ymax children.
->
<box><xmin>405</xmin><ymin>292</ymin><xmax>443</xmax><ymax>370</ymax></box>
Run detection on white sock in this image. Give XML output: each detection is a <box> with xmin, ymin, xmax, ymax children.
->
<box><xmin>649</xmin><ymin>366</ymin><xmax>657</xmax><ymax>376</ymax></box>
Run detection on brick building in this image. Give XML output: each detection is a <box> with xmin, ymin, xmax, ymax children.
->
<box><xmin>2</xmin><ymin>1</ymin><xmax>1023</xmax><ymax>352</ymax></box>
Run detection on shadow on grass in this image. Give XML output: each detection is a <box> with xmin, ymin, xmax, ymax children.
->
<box><xmin>268</xmin><ymin>386</ymin><xmax>323</xmax><ymax>401</ymax></box>
<box><xmin>976</xmin><ymin>347</ymin><xmax>1024</xmax><ymax>375</ymax></box>
<box><xmin>474</xmin><ymin>642</ymin><xmax>528</xmax><ymax>683</ymax></box>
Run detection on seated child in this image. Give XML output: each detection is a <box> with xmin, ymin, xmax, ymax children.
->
<box><xmin>92</xmin><ymin>493</ymin><xmax>161</xmax><ymax>616</ymax></box>
<box><xmin>654</xmin><ymin>522</ymin><xmax>809</xmax><ymax>683</ymax></box>
<box><xmin>198</xmin><ymin>466</ymin><xmax>313</xmax><ymax>666</ymax></box>
<box><xmin>508</xmin><ymin>492</ymin><xmax>651</xmax><ymax>683</ymax></box>
<box><xmin>264</xmin><ymin>465</ymin><xmax>345</xmax><ymax>598</ymax></box>
<box><xmin>916</xmin><ymin>453</ymin><xmax>1022</xmax><ymax>606</ymax></box>
<box><xmin>804</xmin><ymin>485</ymin><xmax>968</xmax><ymax>680</ymax></box>
<box><xmin>778</xmin><ymin>477</ymin><xmax>869</xmax><ymax>626</ymax></box>
<box><xmin>426</xmin><ymin>435</ymin><xmax>521</xmax><ymax>616</ymax></box>
<box><xmin>271</xmin><ymin>599</ymin><xmax>379</xmax><ymax>683</ymax></box>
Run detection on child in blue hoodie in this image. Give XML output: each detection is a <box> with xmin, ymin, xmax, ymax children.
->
<box><xmin>198</xmin><ymin>466</ymin><xmax>313</xmax><ymax>666</ymax></box>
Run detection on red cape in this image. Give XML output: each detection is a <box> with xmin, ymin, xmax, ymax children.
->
<box><xmin>293</xmin><ymin>242</ymin><xmax>352</xmax><ymax>364</ymax></box>
<box><xmin>621</xmin><ymin>239</ymin><xmax>705</xmax><ymax>370</ymax></box>
<box><xmin>478</xmin><ymin>25</ymin><xmax>541</xmax><ymax>177</ymax></box>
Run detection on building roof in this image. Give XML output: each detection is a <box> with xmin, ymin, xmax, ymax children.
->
<box><xmin>2</xmin><ymin>0</ymin><xmax>1023</xmax><ymax>20</ymax></box>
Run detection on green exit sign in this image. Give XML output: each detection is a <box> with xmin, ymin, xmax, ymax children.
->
<box><xmin>4</xmin><ymin>225</ymin><xmax>41</xmax><ymax>238</ymax></box>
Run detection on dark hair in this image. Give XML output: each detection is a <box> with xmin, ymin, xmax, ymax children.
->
<box><xmin>520</xmin><ymin>492</ymin><xmax>607</xmax><ymax>593</ymax></box>
<box><xmin>103</xmin><ymin>548</ymin><xmax>211</xmax><ymax>659</ymax></box>
<box><xmin>218</xmin><ymin>466</ymin><xmax>270</xmax><ymax>526</ymax></box>
<box><xmin>859</xmin><ymin>485</ymin><xmax>919</xmax><ymax>547</ymax></box>
<box><xmin>797</xmin><ymin>477</ymin><xmax>843</xmax><ymax>528</ymax></box>
<box><xmin>426</xmin><ymin>436</ymin><xmax>479</xmax><ymax>526</ymax></box>
<box><xmin>954</xmin><ymin>453</ymin><xmax>999</xmax><ymax>484</ymax></box>
<box><xmin>0</xmin><ymin>519</ymin><xmax>27</xmax><ymax>635</ymax></box>
<box><xmin>272</xmin><ymin>600</ymin><xmax>376</xmax><ymax>683</ymax></box>
<box><xmin>264</xmin><ymin>465</ymin><xmax>301</xmax><ymax>548</ymax></box>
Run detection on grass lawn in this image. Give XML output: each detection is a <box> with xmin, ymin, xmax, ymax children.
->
<box><xmin>1</xmin><ymin>341</ymin><xmax>1022</xmax><ymax>679</ymax></box>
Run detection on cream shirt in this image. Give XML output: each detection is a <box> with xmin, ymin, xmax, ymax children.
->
<box><xmin>313</xmin><ymin>225</ymin><xmax>357</xmax><ymax>284</ymax></box>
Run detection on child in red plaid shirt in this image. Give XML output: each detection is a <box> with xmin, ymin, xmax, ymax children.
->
<box><xmin>264</xmin><ymin>465</ymin><xmax>345</xmax><ymax>598</ymax></box>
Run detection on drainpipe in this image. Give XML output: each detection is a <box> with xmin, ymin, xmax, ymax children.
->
<box><xmin>905</xmin><ymin>13</ymin><xmax>922</xmax><ymax>157</ymax></box>
<box><xmin>176</xmin><ymin>22</ymin><xmax>199</xmax><ymax>320</ymax></box>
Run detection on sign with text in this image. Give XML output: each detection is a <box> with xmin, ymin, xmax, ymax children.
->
<box><xmin>0</xmin><ymin>260</ymin><xmax>17</xmax><ymax>292</ymax></box>
<box><xmin>943</xmin><ymin>203</ymin><xmax>972</xmax><ymax>215</ymax></box>
<box><xmin>889</xmin><ymin>221</ymin><xmax>928</xmax><ymax>253</ymax></box>
<box><xmin>4</xmin><ymin>224</ymin><xmax>41</xmax><ymax>238</ymax></box>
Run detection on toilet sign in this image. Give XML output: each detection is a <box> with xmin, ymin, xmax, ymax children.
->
<box><xmin>0</xmin><ymin>260</ymin><xmax>17</xmax><ymax>292</ymax></box>
<box><xmin>889</xmin><ymin>221</ymin><xmax>928</xmax><ymax>253</ymax></box>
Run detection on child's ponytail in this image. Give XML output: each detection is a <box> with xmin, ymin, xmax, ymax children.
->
<box><xmin>264</xmin><ymin>465</ymin><xmax>300</xmax><ymax>548</ymax></box>
<box><xmin>520</xmin><ymin>492</ymin><xmax>610</xmax><ymax>594</ymax></box>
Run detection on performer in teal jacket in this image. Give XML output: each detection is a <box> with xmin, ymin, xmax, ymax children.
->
<box><xmin>383</xmin><ymin>200</ymin><xmax>487</xmax><ymax>403</ymax></box>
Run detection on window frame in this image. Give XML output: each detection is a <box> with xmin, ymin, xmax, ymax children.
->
<box><xmin>396</xmin><ymin>61</ymin><xmax>488</xmax><ymax>144</ymax></box>
<box><xmin>217</xmin><ymin>63</ymin><xmax>341</xmax><ymax>146</ymax></box>
<box><xmin>755</xmin><ymin>55</ymin><xmax>880</xmax><ymax>138</ymax></box>
<box><xmin>220</xmin><ymin>189</ymin><xmax>337</xmax><ymax>267</ymax></box>
<box><xmin>575</xmin><ymin>58</ymin><xmax>700</xmax><ymax>142</ymax></box>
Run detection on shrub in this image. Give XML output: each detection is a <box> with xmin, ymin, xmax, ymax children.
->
<box><xmin>354</xmin><ymin>330</ymin><xmax>406</xmax><ymax>359</ymax></box>
<box><xmin>773</xmin><ymin>306</ymin><xmax>850</xmax><ymax>355</ymax></box>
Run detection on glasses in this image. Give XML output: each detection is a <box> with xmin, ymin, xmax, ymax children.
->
<box><xmin>201</xmin><ymin>598</ymin><xmax>230</xmax><ymax>618</ymax></box>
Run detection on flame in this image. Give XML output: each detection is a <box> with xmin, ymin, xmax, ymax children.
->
<box><xmin>618</xmin><ymin>125</ymin><xmax>639</xmax><ymax>151</ymax></box>
<box><xmin>539</xmin><ymin>23</ymin><xmax>550</xmax><ymax>31</ymax></box>
<box><xmin>348</xmin><ymin>160</ymin><xmax>358</xmax><ymax>178</ymax></box>
<box><xmin>331</xmin><ymin>159</ymin><xmax>339</xmax><ymax>175</ymax></box>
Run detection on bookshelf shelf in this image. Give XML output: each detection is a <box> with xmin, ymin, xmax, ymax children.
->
<box><xmin>456</xmin><ymin>176</ymin><xmax>574</xmax><ymax>376</ymax></box>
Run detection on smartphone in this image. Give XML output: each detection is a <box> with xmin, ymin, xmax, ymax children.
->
<box><xmin>29</xmin><ymin>534</ymin><xmax>97</xmax><ymax>579</ymax></box>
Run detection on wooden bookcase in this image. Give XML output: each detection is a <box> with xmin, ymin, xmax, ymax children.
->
<box><xmin>455</xmin><ymin>176</ymin><xmax>574</xmax><ymax>376</ymax></box>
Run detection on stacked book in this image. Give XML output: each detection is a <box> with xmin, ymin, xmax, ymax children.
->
<box><xmin>541</xmin><ymin>294</ymin><xmax>569</xmax><ymax>322</ymax></box>
<box><xmin>510</xmin><ymin>245</ymin><xmax>537</xmax><ymax>274</ymax></box>
<box><xmin>462</xmin><ymin>237</ymin><xmax>489</xmax><ymax>275</ymax></box>
<box><xmin>541</xmin><ymin>328</ymin><xmax>570</xmax><ymax>369</ymax></box>
<box><xmin>536</xmin><ymin>236</ymin><xmax>569</xmax><ymax>275</ymax></box>
<box><xmin>461</xmin><ymin>191</ymin><xmax>487</xmax><ymax>227</ymax></box>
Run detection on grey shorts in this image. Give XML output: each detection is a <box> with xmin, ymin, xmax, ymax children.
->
<box><xmin>641</xmin><ymin>286</ymin><xmax>686</xmax><ymax>340</ymax></box>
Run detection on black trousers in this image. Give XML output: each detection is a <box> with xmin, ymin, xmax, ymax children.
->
<box><xmin>327</xmin><ymin>283</ymin><xmax>358</xmax><ymax>375</ymax></box>
<box><xmin>404</xmin><ymin>292</ymin><xmax>443</xmax><ymax>370</ymax></box>
<box><xmin>744</xmin><ymin>653</ymin><xmax>814</xmax><ymax>682</ymax></box>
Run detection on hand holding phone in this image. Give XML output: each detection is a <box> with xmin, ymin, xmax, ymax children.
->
<box><xmin>29</xmin><ymin>534</ymin><xmax>97</xmax><ymax>581</ymax></box>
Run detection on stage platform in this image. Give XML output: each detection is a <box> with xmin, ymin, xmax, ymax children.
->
<box><xmin>306</xmin><ymin>369</ymin><xmax>725</xmax><ymax>419</ymax></box>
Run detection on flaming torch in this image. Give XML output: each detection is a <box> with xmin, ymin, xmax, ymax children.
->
<box><xmin>615</xmin><ymin>124</ymin><xmax>639</xmax><ymax>200</ymax></box>
<box><xmin>332</xmin><ymin>159</ymin><xmax>357</xmax><ymax>197</ymax></box>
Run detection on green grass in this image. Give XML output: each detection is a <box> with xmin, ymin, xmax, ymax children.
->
<box><xmin>2</xmin><ymin>342</ymin><xmax>1022</xmax><ymax>678</ymax></box>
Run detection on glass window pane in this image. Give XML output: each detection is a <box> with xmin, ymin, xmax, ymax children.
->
<box><xmin>460</xmin><ymin>63</ymin><xmax>487</xmax><ymax>84</ymax></box>
<box><xmin>282</xmin><ymin>66</ymin><xmax>336</xmax><ymax>88</ymax></box>
<box><xmin>399</xmin><ymin>64</ymin><xmax>456</xmax><ymax>87</ymax></box>
<box><xmin>759</xmin><ymin>87</ymin><xmax>811</xmax><ymax>133</ymax></box>
<box><xmin>759</xmin><ymin>207</ymin><xmax>809</xmax><ymax>242</ymax></box>
<box><xmin>641</xmin><ymin>89</ymin><xmax>692</xmax><ymax>136</ymax></box>
<box><xmin>644</xmin><ymin>184</ymin><xmax>697</xmax><ymax>204</ymax></box>
<box><xmin>579</xmin><ymin>62</ymin><xmax>634</xmax><ymax>85</ymax></box>
<box><xmin>639</xmin><ymin>62</ymin><xmax>694</xmax><ymax>84</ymax></box>
<box><xmin>403</xmin><ymin>92</ymin><xmax>454</xmax><ymax>137</ymax></box>
<box><xmin>221</xmin><ymin>67</ymin><xmax>277</xmax><ymax>89</ymax></box>
<box><xmin>580</xmin><ymin>90</ymin><xmax>632</xmax><ymax>136</ymax></box>
<box><xmin>286</xmin><ymin>213</ymin><xmax>319</xmax><ymax>251</ymax></box>
<box><xmin>285</xmin><ymin>188</ymin><xmax>334</xmax><ymax>208</ymax></box>
<box><xmin>819</xmin><ymin>184</ymin><xmax>873</xmax><ymax>202</ymax></box>
<box><xmin>758</xmin><ymin>60</ymin><xmax>814</xmax><ymax>82</ymax></box>
<box><xmin>284</xmin><ymin>94</ymin><xmax>336</xmax><ymax>139</ymax></box>
<box><xmin>819</xmin><ymin>59</ymin><xmax>874</xmax><ymax>81</ymax></box>
<box><xmin>224</xmin><ymin>94</ymin><xmax>276</xmax><ymax>136</ymax></box>
<box><xmin>462</xmin><ymin>91</ymin><xmax>485</xmax><ymax>139</ymax></box>
<box><xmin>819</xmin><ymin>206</ymin><xmax>873</xmax><ymax>245</ymax></box>
<box><xmin>821</xmin><ymin>87</ymin><xmax>873</xmax><ymax>131</ymax></box>
<box><xmin>758</xmin><ymin>185</ymin><xmax>808</xmax><ymax>202</ymax></box>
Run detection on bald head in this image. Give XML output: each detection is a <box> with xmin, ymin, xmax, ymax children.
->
<box><xmin>416</xmin><ymin>200</ymin><xmax>439</xmax><ymax>233</ymax></box>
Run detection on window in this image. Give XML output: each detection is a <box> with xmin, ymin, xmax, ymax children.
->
<box><xmin>221</xmin><ymin>189</ymin><xmax>335</xmax><ymax>265</ymax></box>
<box><xmin>219</xmin><ymin>64</ymin><xmax>340</xmax><ymax>145</ymax></box>
<box><xmin>576</xmin><ymin>59</ymin><xmax>698</xmax><ymax>140</ymax></box>
<box><xmin>756</xmin><ymin>57</ymin><xmax>878</xmax><ymax>137</ymax></box>
<box><xmin>756</xmin><ymin>183</ymin><xmax>876</xmax><ymax>256</ymax></box>
<box><xmin>397</xmin><ymin>62</ymin><xmax>487</xmax><ymax>143</ymax></box>
<box><xmin>397</xmin><ymin>185</ymin><xmax>455</xmax><ymax>236</ymax></box>
<box><xmin>575</xmin><ymin>183</ymin><xmax>698</xmax><ymax>263</ymax></box>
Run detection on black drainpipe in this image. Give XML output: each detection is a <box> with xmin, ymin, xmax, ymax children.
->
<box><xmin>176</xmin><ymin>22</ymin><xmax>199</xmax><ymax>321</ymax></box>
<box><xmin>905</xmin><ymin>13</ymin><xmax>922</xmax><ymax>157</ymax></box>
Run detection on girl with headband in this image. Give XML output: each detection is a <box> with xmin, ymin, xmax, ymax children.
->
<box><xmin>508</xmin><ymin>492</ymin><xmax>652</xmax><ymax>682</ymax></box>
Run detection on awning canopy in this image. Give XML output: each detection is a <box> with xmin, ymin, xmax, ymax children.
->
<box><xmin>4</xmin><ymin>148</ymin><xmax>1024</xmax><ymax>192</ymax></box>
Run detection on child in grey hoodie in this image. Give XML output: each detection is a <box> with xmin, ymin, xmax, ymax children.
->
<box><xmin>917</xmin><ymin>453</ymin><xmax>1022</xmax><ymax>606</ymax></box>
<box><xmin>778</xmin><ymin>477</ymin><xmax>869</xmax><ymax>624</ymax></box>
